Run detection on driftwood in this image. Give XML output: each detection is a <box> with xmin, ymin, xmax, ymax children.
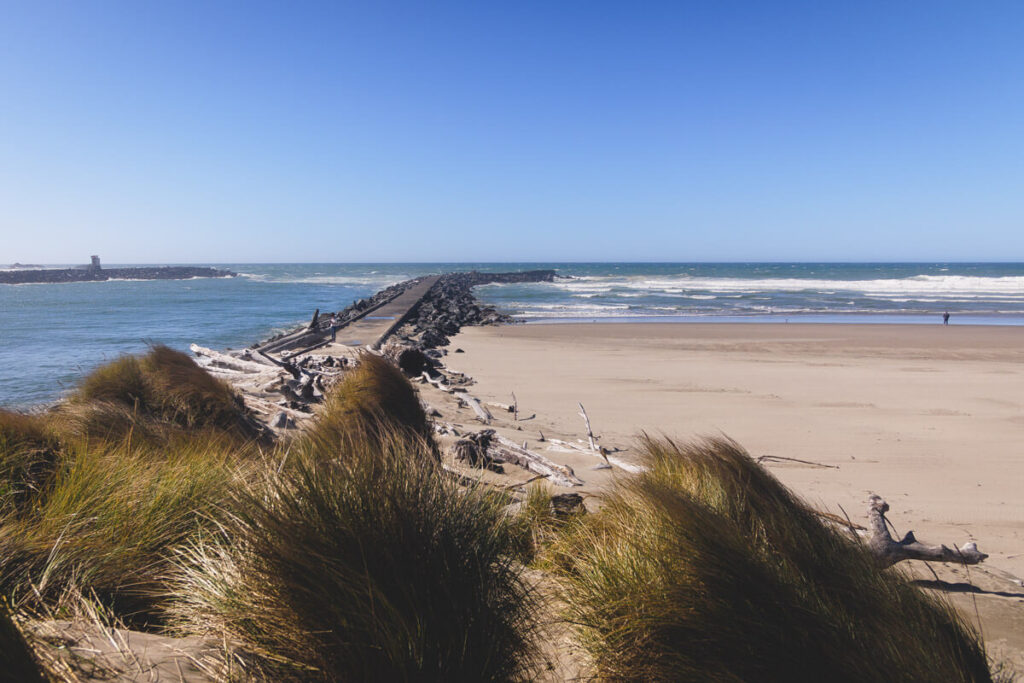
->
<box><xmin>866</xmin><ymin>495</ymin><xmax>987</xmax><ymax>568</ymax></box>
<box><xmin>190</xmin><ymin>344</ymin><xmax>274</xmax><ymax>374</ymax></box>
<box><xmin>578</xmin><ymin>402</ymin><xmax>598</xmax><ymax>451</ymax></box>
<box><xmin>422</xmin><ymin>373</ymin><xmax>491</xmax><ymax>423</ymax></box>
<box><xmin>451</xmin><ymin>431</ymin><xmax>504</xmax><ymax>473</ymax></box>
<box><xmin>757</xmin><ymin>455</ymin><xmax>839</xmax><ymax>469</ymax></box>
<box><xmin>244</xmin><ymin>396</ymin><xmax>311</xmax><ymax>422</ymax></box>
<box><xmin>461</xmin><ymin>395</ymin><xmax>493</xmax><ymax>424</ymax></box>
<box><xmin>490</xmin><ymin>434</ymin><xmax>583</xmax><ymax>487</ymax></box>
<box><xmin>284</xmin><ymin>338</ymin><xmax>333</xmax><ymax>358</ymax></box>
<box><xmin>258</xmin><ymin>350</ymin><xmax>303</xmax><ymax>380</ymax></box>
<box><xmin>307</xmin><ymin>308</ymin><xmax>320</xmax><ymax>330</ymax></box>
<box><xmin>421</xmin><ymin>372</ymin><xmax>456</xmax><ymax>393</ymax></box>
<box><xmin>547</xmin><ymin>438</ymin><xmax>645</xmax><ymax>474</ymax></box>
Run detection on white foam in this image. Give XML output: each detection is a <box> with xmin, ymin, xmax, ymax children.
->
<box><xmin>548</xmin><ymin>274</ymin><xmax>1024</xmax><ymax>299</ymax></box>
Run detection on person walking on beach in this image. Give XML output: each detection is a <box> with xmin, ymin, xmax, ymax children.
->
<box><xmin>943</xmin><ymin>311</ymin><xmax>950</xmax><ymax>326</ymax></box>
<box><xmin>330</xmin><ymin>313</ymin><xmax>341</xmax><ymax>341</ymax></box>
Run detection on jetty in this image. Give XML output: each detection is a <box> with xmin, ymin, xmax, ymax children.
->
<box><xmin>0</xmin><ymin>255</ymin><xmax>236</xmax><ymax>284</ymax></box>
<box><xmin>190</xmin><ymin>269</ymin><xmax>558</xmax><ymax>429</ymax></box>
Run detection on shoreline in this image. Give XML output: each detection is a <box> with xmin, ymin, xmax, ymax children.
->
<box><xmin>511</xmin><ymin>314</ymin><xmax>1024</xmax><ymax>326</ymax></box>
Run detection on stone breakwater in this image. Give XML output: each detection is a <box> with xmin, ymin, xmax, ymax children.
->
<box><xmin>0</xmin><ymin>266</ymin><xmax>236</xmax><ymax>284</ymax></box>
<box><xmin>254</xmin><ymin>269</ymin><xmax>558</xmax><ymax>356</ymax></box>
<box><xmin>396</xmin><ymin>270</ymin><xmax>558</xmax><ymax>348</ymax></box>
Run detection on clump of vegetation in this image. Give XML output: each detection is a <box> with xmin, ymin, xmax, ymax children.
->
<box><xmin>0</xmin><ymin>436</ymin><xmax>249</xmax><ymax>628</ymax></box>
<box><xmin>0</xmin><ymin>350</ymin><xmax>260</xmax><ymax>628</ymax></box>
<box><xmin>168</xmin><ymin>439</ymin><xmax>539</xmax><ymax>681</ymax></box>
<box><xmin>509</xmin><ymin>482</ymin><xmax>585</xmax><ymax>564</ymax></box>
<box><xmin>0</xmin><ymin>410</ymin><xmax>62</xmax><ymax>516</ymax></box>
<box><xmin>549</xmin><ymin>436</ymin><xmax>992</xmax><ymax>682</ymax></box>
<box><xmin>301</xmin><ymin>352</ymin><xmax>436</xmax><ymax>459</ymax></box>
<box><xmin>61</xmin><ymin>345</ymin><xmax>261</xmax><ymax>441</ymax></box>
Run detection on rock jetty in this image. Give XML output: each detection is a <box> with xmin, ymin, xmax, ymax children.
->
<box><xmin>194</xmin><ymin>269</ymin><xmax>559</xmax><ymax>427</ymax></box>
<box><xmin>395</xmin><ymin>270</ymin><xmax>558</xmax><ymax>348</ymax></box>
<box><xmin>0</xmin><ymin>259</ymin><xmax>236</xmax><ymax>284</ymax></box>
<box><xmin>256</xmin><ymin>269</ymin><xmax>558</xmax><ymax>356</ymax></box>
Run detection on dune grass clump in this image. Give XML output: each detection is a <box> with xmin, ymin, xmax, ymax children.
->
<box><xmin>0</xmin><ymin>436</ymin><xmax>249</xmax><ymax>627</ymax></box>
<box><xmin>507</xmin><ymin>481</ymin><xmax>576</xmax><ymax>564</ymax></box>
<box><xmin>62</xmin><ymin>345</ymin><xmax>260</xmax><ymax>441</ymax></box>
<box><xmin>550</xmin><ymin>436</ymin><xmax>992</xmax><ymax>682</ymax></box>
<box><xmin>301</xmin><ymin>352</ymin><xmax>436</xmax><ymax>459</ymax></box>
<box><xmin>0</xmin><ymin>410</ymin><xmax>62</xmax><ymax>516</ymax></box>
<box><xmin>168</xmin><ymin>439</ymin><xmax>539</xmax><ymax>681</ymax></box>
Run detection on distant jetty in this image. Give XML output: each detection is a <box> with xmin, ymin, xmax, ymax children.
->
<box><xmin>0</xmin><ymin>256</ymin><xmax>236</xmax><ymax>284</ymax></box>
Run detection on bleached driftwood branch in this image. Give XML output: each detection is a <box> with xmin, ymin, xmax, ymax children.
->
<box><xmin>547</xmin><ymin>438</ymin><xmax>646</xmax><ymax>474</ymax></box>
<box><xmin>190</xmin><ymin>344</ymin><xmax>274</xmax><ymax>374</ymax></box>
<box><xmin>462</xmin><ymin>395</ymin><xmax>493</xmax><ymax>424</ymax></box>
<box><xmin>491</xmin><ymin>434</ymin><xmax>584</xmax><ymax>487</ymax></box>
<box><xmin>866</xmin><ymin>495</ymin><xmax>987</xmax><ymax>568</ymax></box>
<box><xmin>578</xmin><ymin>402</ymin><xmax>598</xmax><ymax>451</ymax></box>
<box><xmin>421</xmin><ymin>372</ymin><xmax>455</xmax><ymax>393</ymax></box>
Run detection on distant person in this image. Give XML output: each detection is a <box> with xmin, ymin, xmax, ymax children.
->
<box><xmin>330</xmin><ymin>313</ymin><xmax>341</xmax><ymax>341</ymax></box>
<box><xmin>942</xmin><ymin>311</ymin><xmax>950</xmax><ymax>326</ymax></box>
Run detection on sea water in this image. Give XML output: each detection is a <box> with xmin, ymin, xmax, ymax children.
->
<box><xmin>2</xmin><ymin>262</ymin><xmax>1022</xmax><ymax>408</ymax></box>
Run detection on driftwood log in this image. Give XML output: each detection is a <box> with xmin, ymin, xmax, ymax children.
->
<box><xmin>451</xmin><ymin>431</ymin><xmax>504</xmax><ymax>473</ymax></box>
<box><xmin>190</xmin><ymin>344</ymin><xmax>276</xmax><ymax>374</ymax></box>
<box><xmin>258</xmin><ymin>350</ymin><xmax>303</xmax><ymax>380</ymax></box>
<box><xmin>461</xmin><ymin>395</ymin><xmax>493</xmax><ymax>424</ymax></box>
<box><xmin>866</xmin><ymin>495</ymin><xmax>987</xmax><ymax>568</ymax></box>
<box><xmin>490</xmin><ymin>434</ymin><xmax>583</xmax><ymax>487</ymax></box>
<box><xmin>547</xmin><ymin>438</ymin><xmax>645</xmax><ymax>474</ymax></box>
<box><xmin>452</xmin><ymin>429</ymin><xmax>584</xmax><ymax>488</ymax></box>
<box><xmin>578</xmin><ymin>402</ymin><xmax>599</xmax><ymax>451</ymax></box>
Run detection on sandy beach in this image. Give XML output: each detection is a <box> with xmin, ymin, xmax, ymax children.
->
<box><xmin>439</xmin><ymin>322</ymin><xmax>1024</xmax><ymax>666</ymax></box>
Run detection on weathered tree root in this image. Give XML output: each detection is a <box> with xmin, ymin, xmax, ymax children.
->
<box><xmin>866</xmin><ymin>494</ymin><xmax>988</xmax><ymax>568</ymax></box>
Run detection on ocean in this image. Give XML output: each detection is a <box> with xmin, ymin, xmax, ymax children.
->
<box><xmin>2</xmin><ymin>262</ymin><xmax>1023</xmax><ymax>408</ymax></box>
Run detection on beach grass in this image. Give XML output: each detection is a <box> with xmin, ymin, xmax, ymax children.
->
<box><xmin>0</xmin><ymin>349</ymin><xmax>261</xmax><ymax>628</ymax></box>
<box><xmin>0</xmin><ymin>410</ymin><xmax>62</xmax><ymax>517</ymax></box>
<box><xmin>165</xmin><ymin>356</ymin><xmax>538</xmax><ymax>679</ymax></box>
<box><xmin>549</xmin><ymin>435</ymin><xmax>993</xmax><ymax>682</ymax></box>
<box><xmin>299</xmin><ymin>351</ymin><xmax>436</xmax><ymax>459</ymax></box>
<box><xmin>168</xmin><ymin>434</ymin><xmax>539</xmax><ymax>680</ymax></box>
<box><xmin>60</xmin><ymin>344</ymin><xmax>262</xmax><ymax>442</ymax></box>
<box><xmin>0</xmin><ymin>434</ymin><xmax>249</xmax><ymax>628</ymax></box>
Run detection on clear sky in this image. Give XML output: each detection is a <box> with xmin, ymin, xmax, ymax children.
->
<box><xmin>1</xmin><ymin>1</ymin><xmax>1022</xmax><ymax>263</ymax></box>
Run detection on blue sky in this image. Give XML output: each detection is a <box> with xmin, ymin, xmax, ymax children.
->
<box><xmin>1</xmin><ymin>1</ymin><xmax>1022</xmax><ymax>263</ymax></box>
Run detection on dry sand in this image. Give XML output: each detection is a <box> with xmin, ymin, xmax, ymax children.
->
<box><xmin>440</xmin><ymin>322</ymin><xmax>1024</xmax><ymax>668</ymax></box>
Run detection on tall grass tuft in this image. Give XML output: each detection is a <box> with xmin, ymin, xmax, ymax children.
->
<box><xmin>0</xmin><ymin>436</ymin><xmax>250</xmax><ymax>628</ymax></box>
<box><xmin>0</xmin><ymin>410</ymin><xmax>62</xmax><ymax>516</ymax></box>
<box><xmin>168</xmin><ymin>436</ymin><xmax>539</xmax><ymax>681</ymax></box>
<box><xmin>299</xmin><ymin>352</ymin><xmax>437</xmax><ymax>461</ymax></box>
<box><xmin>550</xmin><ymin>435</ymin><xmax>992</xmax><ymax>682</ymax></box>
<box><xmin>62</xmin><ymin>345</ymin><xmax>261</xmax><ymax>441</ymax></box>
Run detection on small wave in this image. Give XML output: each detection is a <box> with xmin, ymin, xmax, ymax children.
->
<box><xmin>548</xmin><ymin>274</ymin><xmax>1024</xmax><ymax>297</ymax></box>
